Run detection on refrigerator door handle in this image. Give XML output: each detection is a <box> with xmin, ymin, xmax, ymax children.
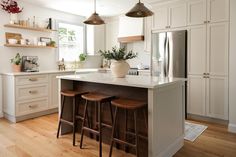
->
<box><xmin>166</xmin><ymin>37</ymin><xmax>170</xmax><ymax>76</ymax></box>
<box><xmin>163</xmin><ymin>35</ymin><xmax>168</xmax><ymax>77</ymax></box>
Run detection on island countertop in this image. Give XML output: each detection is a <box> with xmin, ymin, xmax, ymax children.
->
<box><xmin>57</xmin><ymin>72</ymin><xmax>186</xmax><ymax>89</ymax></box>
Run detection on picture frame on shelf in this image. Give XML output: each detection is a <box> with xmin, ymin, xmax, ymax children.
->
<box><xmin>40</xmin><ymin>37</ymin><xmax>51</xmax><ymax>45</ymax></box>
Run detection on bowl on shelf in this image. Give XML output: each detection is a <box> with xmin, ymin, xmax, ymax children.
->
<box><xmin>8</xmin><ymin>39</ymin><xmax>18</xmax><ymax>45</ymax></box>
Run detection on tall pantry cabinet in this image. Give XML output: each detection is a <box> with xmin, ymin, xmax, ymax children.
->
<box><xmin>187</xmin><ymin>0</ymin><xmax>229</xmax><ymax>120</ymax></box>
<box><xmin>151</xmin><ymin>0</ymin><xmax>229</xmax><ymax>120</ymax></box>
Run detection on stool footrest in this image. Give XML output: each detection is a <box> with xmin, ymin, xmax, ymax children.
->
<box><xmin>95</xmin><ymin>122</ymin><xmax>113</xmax><ymax>129</ymax></box>
<box><xmin>113</xmin><ymin>138</ymin><xmax>136</xmax><ymax>148</ymax></box>
<box><xmin>126</xmin><ymin>131</ymin><xmax>148</xmax><ymax>140</ymax></box>
<box><xmin>82</xmin><ymin>127</ymin><xmax>99</xmax><ymax>135</ymax></box>
<box><xmin>60</xmin><ymin>119</ymin><xmax>73</xmax><ymax>126</ymax></box>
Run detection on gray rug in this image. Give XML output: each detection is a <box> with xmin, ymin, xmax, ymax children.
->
<box><xmin>184</xmin><ymin>122</ymin><xmax>208</xmax><ymax>142</ymax></box>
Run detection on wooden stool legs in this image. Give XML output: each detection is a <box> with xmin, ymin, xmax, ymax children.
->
<box><xmin>57</xmin><ymin>95</ymin><xmax>65</xmax><ymax>139</ymax></box>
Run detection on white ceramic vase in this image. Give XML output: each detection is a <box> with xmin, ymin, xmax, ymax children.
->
<box><xmin>10</xmin><ymin>13</ymin><xmax>18</xmax><ymax>24</ymax></box>
<box><xmin>110</xmin><ymin>60</ymin><xmax>130</xmax><ymax>78</ymax></box>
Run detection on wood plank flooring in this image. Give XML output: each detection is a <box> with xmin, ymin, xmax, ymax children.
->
<box><xmin>0</xmin><ymin>114</ymin><xmax>236</xmax><ymax>157</ymax></box>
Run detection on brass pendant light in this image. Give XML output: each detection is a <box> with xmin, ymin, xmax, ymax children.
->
<box><xmin>84</xmin><ymin>0</ymin><xmax>105</xmax><ymax>25</ymax></box>
<box><xmin>126</xmin><ymin>0</ymin><xmax>154</xmax><ymax>18</ymax></box>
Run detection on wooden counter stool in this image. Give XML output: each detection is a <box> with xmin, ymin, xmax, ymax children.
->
<box><xmin>109</xmin><ymin>98</ymin><xmax>148</xmax><ymax>157</ymax></box>
<box><xmin>57</xmin><ymin>90</ymin><xmax>88</xmax><ymax>146</ymax></box>
<box><xmin>80</xmin><ymin>92</ymin><xmax>115</xmax><ymax>157</ymax></box>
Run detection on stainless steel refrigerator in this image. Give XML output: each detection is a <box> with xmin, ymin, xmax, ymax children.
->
<box><xmin>151</xmin><ymin>30</ymin><xmax>187</xmax><ymax>78</ymax></box>
<box><xmin>151</xmin><ymin>30</ymin><xmax>187</xmax><ymax>118</ymax></box>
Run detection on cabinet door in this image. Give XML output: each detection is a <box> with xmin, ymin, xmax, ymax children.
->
<box><xmin>144</xmin><ymin>16</ymin><xmax>153</xmax><ymax>53</ymax></box>
<box><xmin>187</xmin><ymin>0</ymin><xmax>207</xmax><ymax>26</ymax></box>
<box><xmin>188</xmin><ymin>25</ymin><xmax>207</xmax><ymax>75</ymax></box>
<box><xmin>206</xmin><ymin>76</ymin><xmax>228</xmax><ymax>120</ymax></box>
<box><xmin>169</xmin><ymin>3</ymin><xmax>187</xmax><ymax>28</ymax></box>
<box><xmin>49</xmin><ymin>74</ymin><xmax>59</xmax><ymax>109</ymax></box>
<box><xmin>207</xmin><ymin>0</ymin><xmax>229</xmax><ymax>23</ymax></box>
<box><xmin>207</xmin><ymin>22</ymin><xmax>228</xmax><ymax>76</ymax></box>
<box><xmin>153</xmin><ymin>6</ymin><xmax>169</xmax><ymax>30</ymax></box>
<box><xmin>187</xmin><ymin>75</ymin><xmax>206</xmax><ymax>116</ymax></box>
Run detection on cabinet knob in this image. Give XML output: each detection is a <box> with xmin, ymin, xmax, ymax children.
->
<box><xmin>29</xmin><ymin>90</ymin><xmax>38</xmax><ymax>94</ymax></box>
<box><xmin>204</xmin><ymin>21</ymin><xmax>207</xmax><ymax>24</ymax></box>
<box><xmin>29</xmin><ymin>78</ymin><xmax>38</xmax><ymax>81</ymax></box>
<box><xmin>29</xmin><ymin>104</ymin><xmax>38</xmax><ymax>108</ymax></box>
<box><xmin>166</xmin><ymin>26</ymin><xmax>169</xmax><ymax>29</ymax></box>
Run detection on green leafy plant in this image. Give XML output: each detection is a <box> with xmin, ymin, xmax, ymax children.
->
<box><xmin>10</xmin><ymin>53</ymin><xmax>21</xmax><ymax>65</ymax></box>
<box><xmin>79</xmin><ymin>53</ymin><xmax>87</xmax><ymax>62</ymax></box>
<box><xmin>49</xmin><ymin>41</ymin><xmax>56</xmax><ymax>47</ymax></box>
<box><xmin>99</xmin><ymin>47</ymin><xmax>137</xmax><ymax>61</ymax></box>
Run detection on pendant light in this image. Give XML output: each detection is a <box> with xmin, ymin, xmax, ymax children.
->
<box><xmin>84</xmin><ymin>0</ymin><xmax>105</xmax><ymax>25</ymax></box>
<box><xmin>126</xmin><ymin>0</ymin><xmax>154</xmax><ymax>18</ymax></box>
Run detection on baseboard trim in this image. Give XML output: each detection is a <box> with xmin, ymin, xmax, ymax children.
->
<box><xmin>187</xmin><ymin>114</ymin><xmax>228</xmax><ymax>125</ymax></box>
<box><xmin>4</xmin><ymin>108</ymin><xmax>58</xmax><ymax>123</ymax></box>
<box><xmin>228</xmin><ymin>123</ymin><xmax>236</xmax><ymax>133</ymax></box>
<box><xmin>156</xmin><ymin>135</ymin><xmax>184</xmax><ymax>157</ymax></box>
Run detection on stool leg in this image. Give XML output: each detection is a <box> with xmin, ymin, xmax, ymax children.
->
<box><xmin>57</xmin><ymin>95</ymin><xmax>65</xmax><ymax>138</ymax></box>
<box><xmin>73</xmin><ymin>97</ymin><xmax>76</xmax><ymax>146</ymax></box>
<box><xmin>109</xmin><ymin>102</ymin><xmax>113</xmax><ymax>124</ymax></box>
<box><xmin>134</xmin><ymin>110</ymin><xmax>139</xmax><ymax>157</ymax></box>
<box><xmin>98</xmin><ymin>101</ymin><xmax>102</xmax><ymax>157</ymax></box>
<box><xmin>80</xmin><ymin>99</ymin><xmax>88</xmax><ymax>149</ymax></box>
<box><xmin>143</xmin><ymin>107</ymin><xmax>148</xmax><ymax>131</ymax></box>
<box><xmin>95</xmin><ymin>102</ymin><xmax>99</xmax><ymax>141</ymax></box>
<box><xmin>125</xmin><ymin>109</ymin><xmax>129</xmax><ymax>153</ymax></box>
<box><xmin>109</xmin><ymin>107</ymin><xmax>118</xmax><ymax>157</ymax></box>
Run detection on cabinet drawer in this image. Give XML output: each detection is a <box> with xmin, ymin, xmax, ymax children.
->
<box><xmin>16</xmin><ymin>75</ymin><xmax>48</xmax><ymax>85</ymax></box>
<box><xmin>16</xmin><ymin>98</ymin><xmax>48</xmax><ymax>116</ymax></box>
<box><xmin>16</xmin><ymin>84</ymin><xmax>48</xmax><ymax>101</ymax></box>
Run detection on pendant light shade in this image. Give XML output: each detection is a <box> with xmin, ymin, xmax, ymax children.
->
<box><xmin>126</xmin><ymin>0</ymin><xmax>153</xmax><ymax>18</ymax></box>
<box><xmin>84</xmin><ymin>0</ymin><xmax>105</xmax><ymax>25</ymax></box>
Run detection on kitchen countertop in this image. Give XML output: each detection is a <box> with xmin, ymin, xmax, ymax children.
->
<box><xmin>57</xmin><ymin>72</ymin><xmax>186</xmax><ymax>89</ymax></box>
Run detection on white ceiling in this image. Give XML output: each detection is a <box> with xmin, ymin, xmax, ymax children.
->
<box><xmin>22</xmin><ymin>0</ymin><xmax>166</xmax><ymax>17</ymax></box>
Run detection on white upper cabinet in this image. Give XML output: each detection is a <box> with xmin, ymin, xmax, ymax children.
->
<box><xmin>207</xmin><ymin>0</ymin><xmax>229</xmax><ymax>23</ymax></box>
<box><xmin>153</xmin><ymin>6</ymin><xmax>169</xmax><ymax>30</ymax></box>
<box><xmin>144</xmin><ymin>16</ymin><xmax>153</xmax><ymax>53</ymax></box>
<box><xmin>206</xmin><ymin>76</ymin><xmax>228</xmax><ymax>120</ymax></box>
<box><xmin>188</xmin><ymin>25</ymin><xmax>207</xmax><ymax>75</ymax></box>
<box><xmin>187</xmin><ymin>0</ymin><xmax>207</xmax><ymax>26</ymax></box>
<box><xmin>169</xmin><ymin>3</ymin><xmax>187</xmax><ymax>28</ymax></box>
<box><xmin>207</xmin><ymin>22</ymin><xmax>229</xmax><ymax>76</ymax></box>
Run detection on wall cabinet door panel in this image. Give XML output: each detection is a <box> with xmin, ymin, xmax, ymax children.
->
<box><xmin>206</xmin><ymin>76</ymin><xmax>228</xmax><ymax>120</ymax></box>
<box><xmin>153</xmin><ymin>6</ymin><xmax>169</xmax><ymax>30</ymax></box>
<box><xmin>169</xmin><ymin>3</ymin><xmax>187</xmax><ymax>28</ymax></box>
<box><xmin>207</xmin><ymin>22</ymin><xmax>228</xmax><ymax>76</ymax></box>
<box><xmin>207</xmin><ymin>0</ymin><xmax>229</xmax><ymax>23</ymax></box>
<box><xmin>188</xmin><ymin>25</ymin><xmax>207</xmax><ymax>75</ymax></box>
<box><xmin>187</xmin><ymin>0</ymin><xmax>207</xmax><ymax>26</ymax></box>
<box><xmin>188</xmin><ymin>75</ymin><xmax>206</xmax><ymax>116</ymax></box>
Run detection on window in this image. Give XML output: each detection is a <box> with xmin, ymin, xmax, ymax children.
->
<box><xmin>58</xmin><ymin>22</ymin><xmax>85</xmax><ymax>62</ymax></box>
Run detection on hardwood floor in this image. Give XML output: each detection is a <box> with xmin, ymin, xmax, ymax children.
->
<box><xmin>0</xmin><ymin>114</ymin><xmax>236</xmax><ymax>157</ymax></box>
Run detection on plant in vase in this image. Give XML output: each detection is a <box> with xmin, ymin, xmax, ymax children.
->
<box><xmin>10</xmin><ymin>53</ymin><xmax>22</xmax><ymax>72</ymax></box>
<box><xmin>99</xmin><ymin>47</ymin><xmax>137</xmax><ymax>78</ymax></box>
<box><xmin>1</xmin><ymin>0</ymin><xmax>23</xmax><ymax>24</ymax></box>
<box><xmin>78</xmin><ymin>53</ymin><xmax>87</xmax><ymax>68</ymax></box>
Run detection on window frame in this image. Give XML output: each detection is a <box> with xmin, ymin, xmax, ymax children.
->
<box><xmin>56</xmin><ymin>20</ymin><xmax>87</xmax><ymax>62</ymax></box>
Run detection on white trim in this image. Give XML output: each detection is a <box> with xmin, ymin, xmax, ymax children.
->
<box><xmin>156</xmin><ymin>135</ymin><xmax>184</xmax><ymax>157</ymax></box>
<box><xmin>228</xmin><ymin>123</ymin><xmax>236</xmax><ymax>133</ymax></box>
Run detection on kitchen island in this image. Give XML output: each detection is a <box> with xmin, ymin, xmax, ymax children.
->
<box><xmin>57</xmin><ymin>73</ymin><xmax>186</xmax><ymax>157</ymax></box>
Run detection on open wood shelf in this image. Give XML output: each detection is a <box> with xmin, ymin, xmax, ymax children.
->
<box><xmin>4</xmin><ymin>44</ymin><xmax>57</xmax><ymax>48</ymax></box>
<box><xmin>4</xmin><ymin>24</ymin><xmax>57</xmax><ymax>33</ymax></box>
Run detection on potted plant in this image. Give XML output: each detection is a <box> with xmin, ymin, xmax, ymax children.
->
<box><xmin>99</xmin><ymin>47</ymin><xmax>137</xmax><ymax>78</ymax></box>
<box><xmin>78</xmin><ymin>53</ymin><xmax>87</xmax><ymax>68</ymax></box>
<box><xmin>10</xmin><ymin>53</ymin><xmax>21</xmax><ymax>72</ymax></box>
<box><xmin>1</xmin><ymin>0</ymin><xmax>23</xmax><ymax>24</ymax></box>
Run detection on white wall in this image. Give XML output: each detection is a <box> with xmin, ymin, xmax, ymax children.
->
<box><xmin>0</xmin><ymin>1</ymin><xmax>85</xmax><ymax>73</ymax></box>
<box><xmin>228</xmin><ymin>0</ymin><xmax>236</xmax><ymax>133</ymax></box>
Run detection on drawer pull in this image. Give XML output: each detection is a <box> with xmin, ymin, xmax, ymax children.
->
<box><xmin>29</xmin><ymin>90</ymin><xmax>38</xmax><ymax>94</ymax></box>
<box><xmin>29</xmin><ymin>78</ymin><xmax>38</xmax><ymax>81</ymax></box>
<box><xmin>29</xmin><ymin>104</ymin><xmax>38</xmax><ymax>108</ymax></box>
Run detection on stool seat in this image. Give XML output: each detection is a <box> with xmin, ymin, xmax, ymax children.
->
<box><xmin>111</xmin><ymin>98</ymin><xmax>146</xmax><ymax>110</ymax></box>
<box><xmin>61</xmin><ymin>90</ymin><xmax>87</xmax><ymax>97</ymax></box>
<box><xmin>82</xmin><ymin>93</ymin><xmax>114</xmax><ymax>102</ymax></box>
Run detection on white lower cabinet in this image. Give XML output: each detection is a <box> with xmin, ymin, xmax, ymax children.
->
<box><xmin>188</xmin><ymin>75</ymin><xmax>228</xmax><ymax>120</ymax></box>
<box><xmin>3</xmin><ymin>72</ymin><xmax>73</xmax><ymax>122</ymax></box>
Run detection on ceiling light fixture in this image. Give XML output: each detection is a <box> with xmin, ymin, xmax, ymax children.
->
<box><xmin>84</xmin><ymin>0</ymin><xmax>105</xmax><ymax>25</ymax></box>
<box><xmin>126</xmin><ymin>0</ymin><xmax>154</xmax><ymax>18</ymax></box>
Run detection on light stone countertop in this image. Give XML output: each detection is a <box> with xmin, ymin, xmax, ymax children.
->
<box><xmin>57</xmin><ymin>72</ymin><xmax>186</xmax><ymax>89</ymax></box>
